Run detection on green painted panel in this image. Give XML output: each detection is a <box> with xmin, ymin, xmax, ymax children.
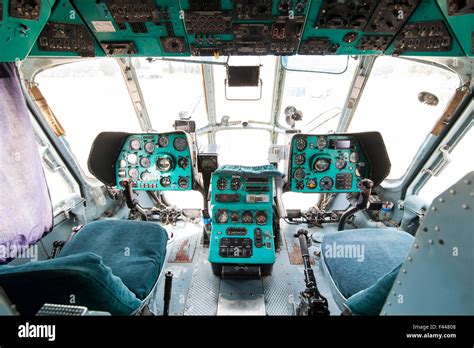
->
<box><xmin>0</xmin><ymin>0</ymin><xmax>55</xmax><ymax>61</ymax></box>
<box><xmin>115</xmin><ymin>132</ymin><xmax>194</xmax><ymax>191</ymax></box>
<box><xmin>288</xmin><ymin>134</ymin><xmax>370</xmax><ymax>193</ymax></box>
<box><xmin>209</xmin><ymin>172</ymin><xmax>276</xmax><ymax>265</ymax></box>
<box><xmin>437</xmin><ymin>0</ymin><xmax>474</xmax><ymax>56</ymax></box>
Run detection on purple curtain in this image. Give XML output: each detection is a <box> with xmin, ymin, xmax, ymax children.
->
<box><xmin>0</xmin><ymin>63</ymin><xmax>53</xmax><ymax>263</ymax></box>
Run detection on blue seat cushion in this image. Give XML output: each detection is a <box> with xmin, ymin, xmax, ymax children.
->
<box><xmin>322</xmin><ymin>228</ymin><xmax>414</xmax><ymax>300</ymax></box>
<box><xmin>59</xmin><ymin>220</ymin><xmax>168</xmax><ymax>300</ymax></box>
<box><xmin>0</xmin><ymin>252</ymin><xmax>141</xmax><ymax>315</ymax></box>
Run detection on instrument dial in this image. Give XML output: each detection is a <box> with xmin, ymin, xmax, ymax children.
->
<box><xmin>178</xmin><ymin>157</ymin><xmax>189</xmax><ymax>169</ymax></box>
<box><xmin>156</xmin><ymin>156</ymin><xmax>173</xmax><ymax>172</ymax></box>
<box><xmin>144</xmin><ymin>142</ymin><xmax>155</xmax><ymax>154</ymax></box>
<box><xmin>216</xmin><ymin>178</ymin><xmax>228</xmax><ymax>190</ymax></box>
<box><xmin>241</xmin><ymin>211</ymin><xmax>253</xmax><ymax>224</ymax></box>
<box><xmin>140</xmin><ymin>171</ymin><xmax>152</xmax><ymax>182</ymax></box>
<box><xmin>128</xmin><ymin>168</ymin><xmax>139</xmax><ymax>179</ymax></box>
<box><xmin>216</xmin><ymin>209</ymin><xmax>229</xmax><ymax>224</ymax></box>
<box><xmin>230</xmin><ymin>178</ymin><xmax>242</xmax><ymax>191</ymax></box>
<box><xmin>306</xmin><ymin>179</ymin><xmax>317</xmax><ymax>190</ymax></box>
<box><xmin>160</xmin><ymin>177</ymin><xmax>171</xmax><ymax>187</ymax></box>
<box><xmin>140</xmin><ymin>157</ymin><xmax>150</xmax><ymax>168</ymax></box>
<box><xmin>158</xmin><ymin>136</ymin><xmax>169</xmax><ymax>148</ymax></box>
<box><xmin>127</xmin><ymin>154</ymin><xmax>138</xmax><ymax>165</ymax></box>
<box><xmin>255</xmin><ymin>211</ymin><xmax>268</xmax><ymax>225</ymax></box>
<box><xmin>129</xmin><ymin>138</ymin><xmax>141</xmax><ymax>150</ymax></box>
<box><xmin>173</xmin><ymin>137</ymin><xmax>187</xmax><ymax>151</ymax></box>
<box><xmin>314</xmin><ymin>158</ymin><xmax>331</xmax><ymax>172</ymax></box>
<box><xmin>295</xmin><ymin>137</ymin><xmax>307</xmax><ymax>151</ymax></box>
<box><xmin>178</xmin><ymin>177</ymin><xmax>189</xmax><ymax>189</ymax></box>
<box><xmin>295</xmin><ymin>154</ymin><xmax>306</xmax><ymax>166</ymax></box>
<box><xmin>230</xmin><ymin>212</ymin><xmax>240</xmax><ymax>223</ymax></box>
<box><xmin>316</xmin><ymin>137</ymin><xmax>327</xmax><ymax>149</ymax></box>
<box><xmin>320</xmin><ymin>176</ymin><xmax>334</xmax><ymax>190</ymax></box>
<box><xmin>336</xmin><ymin>158</ymin><xmax>347</xmax><ymax>170</ymax></box>
<box><xmin>350</xmin><ymin>152</ymin><xmax>360</xmax><ymax>163</ymax></box>
<box><xmin>293</xmin><ymin>168</ymin><xmax>306</xmax><ymax>181</ymax></box>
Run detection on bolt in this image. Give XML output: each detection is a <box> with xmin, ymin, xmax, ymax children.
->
<box><xmin>429</xmin><ymin>239</ymin><xmax>434</xmax><ymax>244</ymax></box>
<box><xmin>438</xmin><ymin>198</ymin><xmax>444</xmax><ymax>203</ymax></box>
<box><xmin>449</xmin><ymin>189</ymin><xmax>456</xmax><ymax>195</ymax></box>
<box><xmin>462</xmin><ymin>204</ymin><xmax>469</xmax><ymax>209</ymax></box>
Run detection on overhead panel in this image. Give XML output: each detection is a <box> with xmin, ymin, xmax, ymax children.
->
<box><xmin>0</xmin><ymin>0</ymin><xmax>473</xmax><ymax>61</ymax></box>
<box><xmin>437</xmin><ymin>0</ymin><xmax>474</xmax><ymax>56</ymax></box>
<box><xmin>0</xmin><ymin>0</ymin><xmax>55</xmax><ymax>61</ymax></box>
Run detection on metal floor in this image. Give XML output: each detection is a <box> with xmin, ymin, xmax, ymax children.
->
<box><xmin>149</xmin><ymin>221</ymin><xmax>341</xmax><ymax>316</ymax></box>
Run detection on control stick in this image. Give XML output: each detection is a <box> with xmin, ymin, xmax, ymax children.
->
<box><xmin>295</xmin><ymin>229</ymin><xmax>330</xmax><ymax>316</ymax></box>
<box><xmin>338</xmin><ymin>179</ymin><xmax>374</xmax><ymax>231</ymax></box>
<box><xmin>121</xmin><ymin>180</ymin><xmax>148</xmax><ymax>221</ymax></box>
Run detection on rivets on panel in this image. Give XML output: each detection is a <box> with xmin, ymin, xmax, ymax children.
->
<box><xmin>397</xmin><ymin>281</ymin><xmax>401</xmax><ymax>285</ymax></box>
<box><xmin>431</xmin><ymin>206</ymin><xmax>437</xmax><ymax>211</ymax></box>
<box><xmin>428</xmin><ymin>239</ymin><xmax>434</xmax><ymax>244</ymax></box>
<box><xmin>464</xmin><ymin>179</ymin><xmax>471</xmax><ymax>185</ymax></box>
<box><xmin>408</xmin><ymin>256</ymin><xmax>412</xmax><ymax>261</ymax></box>
<box><xmin>402</xmin><ymin>269</ymin><xmax>407</xmax><ymax>273</ymax></box>
<box><xmin>462</xmin><ymin>204</ymin><xmax>469</xmax><ymax>209</ymax></box>
<box><xmin>434</xmin><ymin>226</ymin><xmax>440</xmax><ymax>231</ymax></box>
<box><xmin>438</xmin><ymin>198</ymin><xmax>444</xmax><ymax>203</ymax></box>
<box><xmin>414</xmin><ymin>243</ymin><xmax>419</xmax><ymax>248</ymax></box>
<box><xmin>422</xmin><ymin>227</ymin><xmax>428</xmax><ymax>232</ymax></box>
<box><xmin>449</xmin><ymin>189</ymin><xmax>456</xmax><ymax>195</ymax></box>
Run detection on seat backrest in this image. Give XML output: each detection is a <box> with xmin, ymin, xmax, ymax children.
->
<box><xmin>0</xmin><ymin>252</ymin><xmax>141</xmax><ymax>315</ymax></box>
<box><xmin>381</xmin><ymin>171</ymin><xmax>474</xmax><ymax>315</ymax></box>
<box><xmin>0</xmin><ymin>63</ymin><xmax>53</xmax><ymax>263</ymax></box>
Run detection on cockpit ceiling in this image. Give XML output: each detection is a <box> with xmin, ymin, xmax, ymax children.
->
<box><xmin>0</xmin><ymin>0</ymin><xmax>473</xmax><ymax>62</ymax></box>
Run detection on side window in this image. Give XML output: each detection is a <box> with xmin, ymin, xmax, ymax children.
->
<box><xmin>348</xmin><ymin>56</ymin><xmax>460</xmax><ymax>179</ymax></box>
<box><xmin>35</xmin><ymin>59</ymin><xmax>141</xmax><ymax>178</ymax></box>
<box><xmin>419</xmin><ymin>126</ymin><xmax>473</xmax><ymax>202</ymax></box>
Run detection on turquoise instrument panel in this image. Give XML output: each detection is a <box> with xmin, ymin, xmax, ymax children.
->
<box><xmin>115</xmin><ymin>131</ymin><xmax>194</xmax><ymax>191</ymax></box>
<box><xmin>288</xmin><ymin>134</ymin><xmax>370</xmax><ymax>193</ymax></box>
<box><xmin>209</xmin><ymin>171</ymin><xmax>276</xmax><ymax>266</ymax></box>
<box><xmin>0</xmin><ymin>0</ymin><xmax>473</xmax><ymax>62</ymax></box>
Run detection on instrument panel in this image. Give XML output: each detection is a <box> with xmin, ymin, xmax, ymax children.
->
<box><xmin>0</xmin><ymin>0</ymin><xmax>472</xmax><ymax>62</ymax></box>
<box><xmin>288</xmin><ymin>134</ymin><xmax>370</xmax><ymax>193</ymax></box>
<box><xmin>209</xmin><ymin>171</ymin><xmax>276</xmax><ymax>266</ymax></box>
<box><xmin>115</xmin><ymin>131</ymin><xmax>194</xmax><ymax>191</ymax></box>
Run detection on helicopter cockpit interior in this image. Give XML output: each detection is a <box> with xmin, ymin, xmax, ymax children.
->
<box><xmin>0</xmin><ymin>0</ymin><xmax>473</xmax><ymax>329</ymax></box>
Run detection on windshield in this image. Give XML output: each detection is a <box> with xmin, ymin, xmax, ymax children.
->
<box><xmin>34</xmin><ymin>55</ymin><xmax>460</xmax><ymax>182</ymax></box>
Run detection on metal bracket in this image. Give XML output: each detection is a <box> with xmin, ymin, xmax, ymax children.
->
<box><xmin>224</xmin><ymin>78</ymin><xmax>263</xmax><ymax>101</ymax></box>
<box><xmin>421</xmin><ymin>144</ymin><xmax>451</xmax><ymax>177</ymax></box>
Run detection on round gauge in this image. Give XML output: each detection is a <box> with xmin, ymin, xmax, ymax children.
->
<box><xmin>350</xmin><ymin>152</ymin><xmax>360</xmax><ymax>163</ymax></box>
<box><xmin>293</xmin><ymin>168</ymin><xmax>306</xmax><ymax>181</ymax></box>
<box><xmin>178</xmin><ymin>157</ymin><xmax>189</xmax><ymax>169</ymax></box>
<box><xmin>295</xmin><ymin>137</ymin><xmax>307</xmax><ymax>151</ymax></box>
<box><xmin>129</xmin><ymin>138</ymin><xmax>141</xmax><ymax>150</ymax></box>
<box><xmin>314</xmin><ymin>158</ymin><xmax>331</xmax><ymax>172</ymax></box>
<box><xmin>296</xmin><ymin>181</ymin><xmax>304</xmax><ymax>190</ymax></box>
<box><xmin>173</xmin><ymin>137</ymin><xmax>187</xmax><ymax>151</ymax></box>
<box><xmin>255</xmin><ymin>211</ymin><xmax>268</xmax><ymax>225</ymax></box>
<box><xmin>306</xmin><ymin>179</ymin><xmax>317</xmax><ymax>190</ymax></box>
<box><xmin>140</xmin><ymin>157</ymin><xmax>151</xmax><ymax>168</ymax></box>
<box><xmin>160</xmin><ymin>177</ymin><xmax>171</xmax><ymax>187</ymax></box>
<box><xmin>230</xmin><ymin>178</ymin><xmax>242</xmax><ymax>191</ymax></box>
<box><xmin>241</xmin><ymin>211</ymin><xmax>253</xmax><ymax>224</ymax></box>
<box><xmin>128</xmin><ymin>168</ymin><xmax>139</xmax><ymax>179</ymax></box>
<box><xmin>119</xmin><ymin>160</ymin><xmax>127</xmax><ymax>168</ymax></box>
<box><xmin>335</xmin><ymin>158</ymin><xmax>347</xmax><ymax>170</ymax></box>
<box><xmin>140</xmin><ymin>171</ymin><xmax>152</xmax><ymax>182</ymax></box>
<box><xmin>156</xmin><ymin>156</ymin><xmax>173</xmax><ymax>172</ymax></box>
<box><xmin>320</xmin><ymin>176</ymin><xmax>334</xmax><ymax>190</ymax></box>
<box><xmin>127</xmin><ymin>154</ymin><xmax>138</xmax><ymax>165</ymax></box>
<box><xmin>316</xmin><ymin>137</ymin><xmax>328</xmax><ymax>149</ymax></box>
<box><xmin>158</xmin><ymin>136</ymin><xmax>169</xmax><ymax>148</ymax></box>
<box><xmin>216</xmin><ymin>178</ymin><xmax>228</xmax><ymax>190</ymax></box>
<box><xmin>178</xmin><ymin>177</ymin><xmax>189</xmax><ymax>189</ymax></box>
<box><xmin>216</xmin><ymin>209</ymin><xmax>229</xmax><ymax>224</ymax></box>
<box><xmin>295</xmin><ymin>154</ymin><xmax>306</xmax><ymax>166</ymax></box>
<box><xmin>230</xmin><ymin>212</ymin><xmax>240</xmax><ymax>223</ymax></box>
<box><xmin>144</xmin><ymin>142</ymin><xmax>155</xmax><ymax>154</ymax></box>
